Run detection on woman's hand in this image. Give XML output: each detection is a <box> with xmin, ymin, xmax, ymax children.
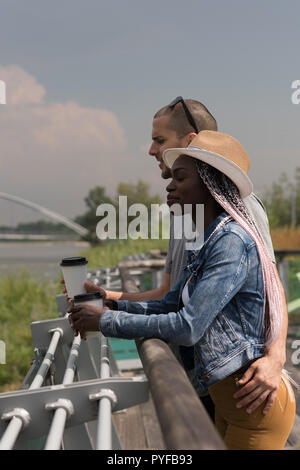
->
<box><xmin>68</xmin><ymin>303</ymin><xmax>108</xmax><ymax>340</ymax></box>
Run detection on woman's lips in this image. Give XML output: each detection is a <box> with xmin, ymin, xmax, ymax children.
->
<box><xmin>167</xmin><ymin>196</ymin><xmax>180</xmax><ymax>206</ymax></box>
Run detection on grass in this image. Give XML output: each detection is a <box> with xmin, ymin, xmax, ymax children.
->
<box><xmin>270</xmin><ymin>228</ymin><xmax>300</xmax><ymax>303</ymax></box>
<box><xmin>0</xmin><ymin>270</ymin><xmax>60</xmax><ymax>392</ymax></box>
<box><xmin>78</xmin><ymin>238</ymin><xmax>169</xmax><ymax>269</ymax></box>
<box><xmin>288</xmin><ymin>258</ymin><xmax>300</xmax><ymax>302</ymax></box>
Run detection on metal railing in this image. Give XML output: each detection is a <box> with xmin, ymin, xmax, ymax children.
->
<box><xmin>0</xmin><ymin>323</ymin><xmax>64</xmax><ymax>450</ymax></box>
<box><xmin>276</xmin><ymin>250</ymin><xmax>300</xmax><ymax>306</ymax></box>
<box><xmin>0</xmin><ymin>295</ymin><xmax>148</xmax><ymax>450</ymax></box>
<box><xmin>276</xmin><ymin>251</ymin><xmax>300</xmax><ymax>341</ymax></box>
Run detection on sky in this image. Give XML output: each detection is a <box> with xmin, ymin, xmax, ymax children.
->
<box><xmin>0</xmin><ymin>0</ymin><xmax>299</xmax><ymax>226</ymax></box>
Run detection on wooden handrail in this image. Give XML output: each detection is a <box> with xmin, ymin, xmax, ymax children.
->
<box><xmin>118</xmin><ymin>259</ymin><xmax>166</xmax><ymax>269</ymax></box>
<box><xmin>136</xmin><ymin>337</ymin><xmax>225</xmax><ymax>450</ymax></box>
<box><xmin>275</xmin><ymin>250</ymin><xmax>300</xmax><ymax>259</ymax></box>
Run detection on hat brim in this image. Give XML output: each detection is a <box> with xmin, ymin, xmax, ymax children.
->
<box><xmin>163</xmin><ymin>146</ymin><xmax>253</xmax><ymax>199</ymax></box>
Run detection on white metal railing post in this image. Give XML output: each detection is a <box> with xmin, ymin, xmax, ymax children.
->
<box><xmin>98</xmin><ymin>336</ymin><xmax>111</xmax><ymax>449</ymax></box>
<box><xmin>30</xmin><ymin>328</ymin><xmax>63</xmax><ymax>389</ymax></box>
<box><xmin>0</xmin><ymin>328</ymin><xmax>63</xmax><ymax>450</ymax></box>
<box><xmin>0</xmin><ymin>414</ymin><xmax>27</xmax><ymax>451</ymax></box>
<box><xmin>89</xmin><ymin>334</ymin><xmax>117</xmax><ymax>450</ymax></box>
<box><xmin>105</xmin><ymin>268</ymin><xmax>111</xmax><ymax>288</ymax></box>
<box><xmin>44</xmin><ymin>335</ymin><xmax>81</xmax><ymax>450</ymax></box>
<box><xmin>45</xmin><ymin>332</ymin><xmax>118</xmax><ymax>450</ymax></box>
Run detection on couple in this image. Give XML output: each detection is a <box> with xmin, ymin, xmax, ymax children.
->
<box><xmin>68</xmin><ymin>99</ymin><xmax>295</xmax><ymax>449</ymax></box>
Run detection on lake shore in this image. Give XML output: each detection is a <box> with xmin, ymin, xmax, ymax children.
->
<box><xmin>0</xmin><ymin>241</ymin><xmax>90</xmax><ymax>280</ymax></box>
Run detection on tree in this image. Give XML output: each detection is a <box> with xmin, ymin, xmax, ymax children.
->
<box><xmin>294</xmin><ymin>167</ymin><xmax>300</xmax><ymax>228</ymax></box>
<box><xmin>75</xmin><ymin>186</ymin><xmax>115</xmax><ymax>244</ymax></box>
<box><xmin>262</xmin><ymin>168</ymin><xmax>300</xmax><ymax>228</ymax></box>
<box><xmin>75</xmin><ymin>181</ymin><xmax>163</xmax><ymax>244</ymax></box>
<box><xmin>116</xmin><ymin>180</ymin><xmax>162</xmax><ymax>208</ymax></box>
<box><xmin>116</xmin><ymin>180</ymin><xmax>163</xmax><ymax>238</ymax></box>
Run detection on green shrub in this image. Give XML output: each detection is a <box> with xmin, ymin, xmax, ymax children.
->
<box><xmin>0</xmin><ymin>270</ymin><xmax>59</xmax><ymax>392</ymax></box>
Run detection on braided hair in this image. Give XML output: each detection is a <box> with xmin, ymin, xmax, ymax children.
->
<box><xmin>195</xmin><ymin>160</ymin><xmax>282</xmax><ymax>350</ymax></box>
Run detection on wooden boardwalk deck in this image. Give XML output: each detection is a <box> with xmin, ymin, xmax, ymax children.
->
<box><xmin>112</xmin><ymin>393</ymin><xmax>166</xmax><ymax>450</ymax></box>
<box><xmin>112</xmin><ymin>371</ymin><xmax>166</xmax><ymax>450</ymax></box>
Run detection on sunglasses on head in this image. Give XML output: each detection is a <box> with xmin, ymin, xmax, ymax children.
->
<box><xmin>168</xmin><ymin>96</ymin><xmax>199</xmax><ymax>134</ymax></box>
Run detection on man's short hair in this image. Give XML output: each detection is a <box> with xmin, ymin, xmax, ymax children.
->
<box><xmin>154</xmin><ymin>99</ymin><xmax>217</xmax><ymax>137</ymax></box>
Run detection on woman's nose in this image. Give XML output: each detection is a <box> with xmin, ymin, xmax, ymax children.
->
<box><xmin>166</xmin><ymin>179</ymin><xmax>175</xmax><ymax>192</ymax></box>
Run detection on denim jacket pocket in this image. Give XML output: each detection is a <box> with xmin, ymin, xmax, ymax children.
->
<box><xmin>196</xmin><ymin>331</ymin><xmax>219</xmax><ymax>366</ymax></box>
<box><xmin>197</xmin><ymin>312</ymin><xmax>240</xmax><ymax>369</ymax></box>
<box><xmin>216</xmin><ymin>313</ymin><xmax>239</xmax><ymax>344</ymax></box>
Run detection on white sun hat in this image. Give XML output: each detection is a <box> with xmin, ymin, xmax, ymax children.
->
<box><xmin>163</xmin><ymin>130</ymin><xmax>253</xmax><ymax>198</ymax></box>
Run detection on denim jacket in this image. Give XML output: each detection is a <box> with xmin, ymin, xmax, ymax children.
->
<box><xmin>100</xmin><ymin>212</ymin><xmax>265</xmax><ymax>395</ymax></box>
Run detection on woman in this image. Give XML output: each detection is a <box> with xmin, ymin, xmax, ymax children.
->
<box><xmin>70</xmin><ymin>131</ymin><xmax>295</xmax><ymax>450</ymax></box>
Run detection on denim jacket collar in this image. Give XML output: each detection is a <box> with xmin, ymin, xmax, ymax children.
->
<box><xmin>187</xmin><ymin>211</ymin><xmax>230</xmax><ymax>265</ymax></box>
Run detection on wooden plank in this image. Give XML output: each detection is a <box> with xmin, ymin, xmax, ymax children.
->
<box><xmin>118</xmin><ymin>260</ymin><xmax>166</xmax><ymax>269</ymax></box>
<box><xmin>112</xmin><ymin>370</ymin><xmax>147</xmax><ymax>450</ymax></box>
<box><xmin>140</xmin><ymin>394</ymin><xmax>166</xmax><ymax>450</ymax></box>
<box><xmin>112</xmin><ymin>396</ymin><xmax>166</xmax><ymax>450</ymax></box>
<box><xmin>118</xmin><ymin>267</ymin><xmax>140</xmax><ymax>294</ymax></box>
<box><xmin>112</xmin><ymin>405</ymin><xmax>147</xmax><ymax>450</ymax></box>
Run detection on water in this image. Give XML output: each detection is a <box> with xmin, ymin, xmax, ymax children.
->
<box><xmin>0</xmin><ymin>241</ymin><xmax>90</xmax><ymax>280</ymax></box>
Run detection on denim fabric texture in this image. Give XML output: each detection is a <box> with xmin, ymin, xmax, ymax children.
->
<box><xmin>100</xmin><ymin>212</ymin><xmax>265</xmax><ymax>395</ymax></box>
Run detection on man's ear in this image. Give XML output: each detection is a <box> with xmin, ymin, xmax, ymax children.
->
<box><xmin>184</xmin><ymin>132</ymin><xmax>197</xmax><ymax>146</ymax></box>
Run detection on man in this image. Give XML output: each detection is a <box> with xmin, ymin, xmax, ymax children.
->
<box><xmin>83</xmin><ymin>97</ymin><xmax>288</xmax><ymax>418</ymax></box>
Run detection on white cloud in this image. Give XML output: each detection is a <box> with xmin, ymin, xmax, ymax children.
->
<box><xmin>0</xmin><ymin>65</ymin><xmax>128</xmax><ymax>223</ymax></box>
<box><xmin>0</xmin><ymin>65</ymin><xmax>46</xmax><ymax>105</ymax></box>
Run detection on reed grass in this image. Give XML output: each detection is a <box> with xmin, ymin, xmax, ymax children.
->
<box><xmin>0</xmin><ymin>270</ymin><xmax>60</xmax><ymax>392</ymax></box>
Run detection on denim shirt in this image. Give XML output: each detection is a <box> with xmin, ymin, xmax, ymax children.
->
<box><xmin>100</xmin><ymin>212</ymin><xmax>265</xmax><ymax>395</ymax></box>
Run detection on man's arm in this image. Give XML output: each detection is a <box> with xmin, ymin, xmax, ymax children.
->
<box><xmin>84</xmin><ymin>272</ymin><xmax>171</xmax><ymax>302</ymax></box>
<box><xmin>83</xmin><ymin>218</ymin><xmax>174</xmax><ymax>302</ymax></box>
<box><xmin>233</xmin><ymin>265</ymin><xmax>288</xmax><ymax>414</ymax></box>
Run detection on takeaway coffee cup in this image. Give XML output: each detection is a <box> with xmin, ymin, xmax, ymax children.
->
<box><xmin>60</xmin><ymin>256</ymin><xmax>88</xmax><ymax>299</ymax></box>
<box><xmin>73</xmin><ymin>292</ymin><xmax>104</xmax><ymax>339</ymax></box>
